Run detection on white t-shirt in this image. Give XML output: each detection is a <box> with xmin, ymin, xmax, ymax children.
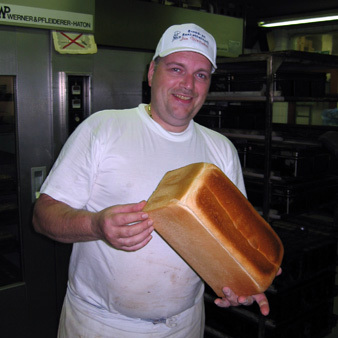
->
<box><xmin>41</xmin><ymin>104</ymin><xmax>246</xmax><ymax>321</ymax></box>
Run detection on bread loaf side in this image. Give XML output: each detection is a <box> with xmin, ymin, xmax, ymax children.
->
<box><xmin>144</xmin><ymin>162</ymin><xmax>284</xmax><ymax>297</ymax></box>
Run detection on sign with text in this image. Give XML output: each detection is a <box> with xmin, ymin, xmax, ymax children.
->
<box><xmin>0</xmin><ymin>3</ymin><xmax>93</xmax><ymax>32</ymax></box>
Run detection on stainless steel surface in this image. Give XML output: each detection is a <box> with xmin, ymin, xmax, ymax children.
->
<box><xmin>0</xmin><ymin>25</ymin><xmax>56</xmax><ymax>337</ymax></box>
<box><xmin>92</xmin><ymin>48</ymin><xmax>152</xmax><ymax>111</ymax></box>
<box><xmin>51</xmin><ymin>44</ymin><xmax>153</xmax><ymax>155</ymax></box>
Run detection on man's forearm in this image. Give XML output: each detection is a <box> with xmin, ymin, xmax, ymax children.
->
<box><xmin>32</xmin><ymin>193</ymin><xmax>99</xmax><ymax>243</ymax></box>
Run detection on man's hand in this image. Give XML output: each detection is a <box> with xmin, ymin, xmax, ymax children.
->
<box><xmin>214</xmin><ymin>268</ymin><xmax>282</xmax><ymax>316</ymax></box>
<box><xmin>33</xmin><ymin>194</ymin><xmax>154</xmax><ymax>250</ymax></box>
<box><xmin>214</xmin><ymin>288</ymin><xmax>270</xmax><ymax>316</ymax></box>
<box><xmin>93</xmin><ymin>201</ymin><xmax>154</xmax><ymax>251</ymax></box>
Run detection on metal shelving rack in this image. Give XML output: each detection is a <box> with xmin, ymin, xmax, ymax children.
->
<box><xmin>205</xmin><ymin>51</ymin><xmax>338</xmax><ymax>221</ymax></box>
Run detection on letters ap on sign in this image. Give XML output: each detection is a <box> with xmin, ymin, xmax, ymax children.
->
<box><xmin>0</xmin><ymin>6</ymin><xmax>10</xmax><ymax>17</ymax></box>
<box><xmin>52</xmin><ymin>31</ymin><xmax>97</xmax><ymax>54</ymax></box>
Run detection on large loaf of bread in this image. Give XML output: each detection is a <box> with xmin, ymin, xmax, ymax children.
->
<box><xmin>144</xmin><ymin>162</ymin><xmax>283</xmax><ymax>297</ymax></box>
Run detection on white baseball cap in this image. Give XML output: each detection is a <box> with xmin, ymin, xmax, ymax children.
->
<box><xmin>153</xmin><ymin>23</ymin><xmax>217</xmax><ymax>72</ymax></box>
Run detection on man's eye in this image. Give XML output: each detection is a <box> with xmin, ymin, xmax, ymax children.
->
<box><xmin>172</xmin><ymin>67</ymin><xmax>181</xmax><ymax>72</ymax></box>
<box><xmin>197</xmin><ymin>73</ymin><xmax>208</xmax><ymax>80</ymax></box>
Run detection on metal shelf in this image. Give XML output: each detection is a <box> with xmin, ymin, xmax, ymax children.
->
<box><xmin>207</xmin><ymin>94</ymin><xmax>338</xmax><ymax>103</ymax></box>
<box><xmin>206</xmin><ymin>51</ymin><xmax>338</xmax><ymax>221</ymax></box>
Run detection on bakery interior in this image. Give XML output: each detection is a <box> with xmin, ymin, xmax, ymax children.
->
<box><xmin>1</xmin><ymin>0</ymin><xmax>338</xmax><ymax>337</ymax></box>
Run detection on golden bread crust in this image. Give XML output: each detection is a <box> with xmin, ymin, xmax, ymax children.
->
<box><xmin>144</xmin><ymin>162</ymin><xmax>284</xmax><ymax>296</ymax></box>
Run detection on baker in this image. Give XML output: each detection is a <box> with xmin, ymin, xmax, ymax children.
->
<box><xmin>33</xmin><ymin>23</ymin><xmax>275</xmax><ymax>338</ymax></box>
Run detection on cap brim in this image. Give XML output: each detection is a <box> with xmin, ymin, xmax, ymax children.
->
<box><xmin>158</xmin><ymin>48</ymin><xmax>217</xmax><ymax>72</ymax></box>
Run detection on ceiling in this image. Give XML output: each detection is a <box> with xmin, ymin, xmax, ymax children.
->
<box><xmin>208</xmin><ymin>0</ymin><xmax>337</xmax><ymax>20</ymax></box>
<box><xmin>146</xmin><ymin>1</ymin><xmax>337</xmax><ymax>25</ymax></box>
<box><xmin>215</xmin><ymin>0</ymin><xmax>338</xmax><ymax>49</ymax></box>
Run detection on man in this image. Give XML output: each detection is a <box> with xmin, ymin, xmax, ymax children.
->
<box><xmin>33</xmin><ymin>23</ymin><xmax>272</xmax><ymax>337</ymax></box>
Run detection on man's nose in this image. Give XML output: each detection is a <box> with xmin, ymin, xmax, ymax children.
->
<box><xmin>180</xmin><ymin>73</ymin><xmax>194</xmax><ymax>90</ymax></box>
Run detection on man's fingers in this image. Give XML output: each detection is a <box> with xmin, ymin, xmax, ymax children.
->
<box><xmin>110</xmin><ymin>200</ymin><xmax>148</xmax><ymax>214</ymax></box>
<box><xmin>238</xmin><ymin>296</ymin><xmax>254</xmax><ymax>306</ymax></box>
<box><xmin>215</xmin><ymin>288</ymin><xmax>270</xmax><ymax>317</ymax></box>
<box><xmin>120</xmin><ymin>233</ymin><xmax>153</xmax><ymax>252</ymax></box>
<box><xmin>253</xmin><ymin>294</ymin><xmax>270</xmax><ymax>316</ymax></box>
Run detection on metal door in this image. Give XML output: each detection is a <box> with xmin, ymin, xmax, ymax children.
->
<box><xmin>0</xmin><ymin>25</ymin><xmax>59</xmax><ymax>338</ymax></box>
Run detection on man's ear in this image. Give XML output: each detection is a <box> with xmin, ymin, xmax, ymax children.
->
<box><xmin>147</xmin><ymin>61</ymin><xmax>156</xmax><ymax>87</ymax></box>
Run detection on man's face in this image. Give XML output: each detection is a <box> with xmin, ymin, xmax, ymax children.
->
<box><xmin>147</xmin><ymin>51</ymin><xmax>212</xmax><ymax>132</ymax></box>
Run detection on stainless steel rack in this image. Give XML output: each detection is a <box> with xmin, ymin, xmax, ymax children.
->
<box><xmin>202</xmin><ymin>51</ymin><xmax>338</xmax><ymax>220</ymax></box>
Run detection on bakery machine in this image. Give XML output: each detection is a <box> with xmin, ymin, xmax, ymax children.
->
<box><xmin>0</xmin><ymin>25</ymin><xmax>95</xmax><ymax>337</ymax></box>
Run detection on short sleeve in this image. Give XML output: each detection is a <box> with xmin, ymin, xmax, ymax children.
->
<box><xmin>40</xmin><ymin>120</ymin><xmax>100</xmax><ymax>209</ymax></box>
